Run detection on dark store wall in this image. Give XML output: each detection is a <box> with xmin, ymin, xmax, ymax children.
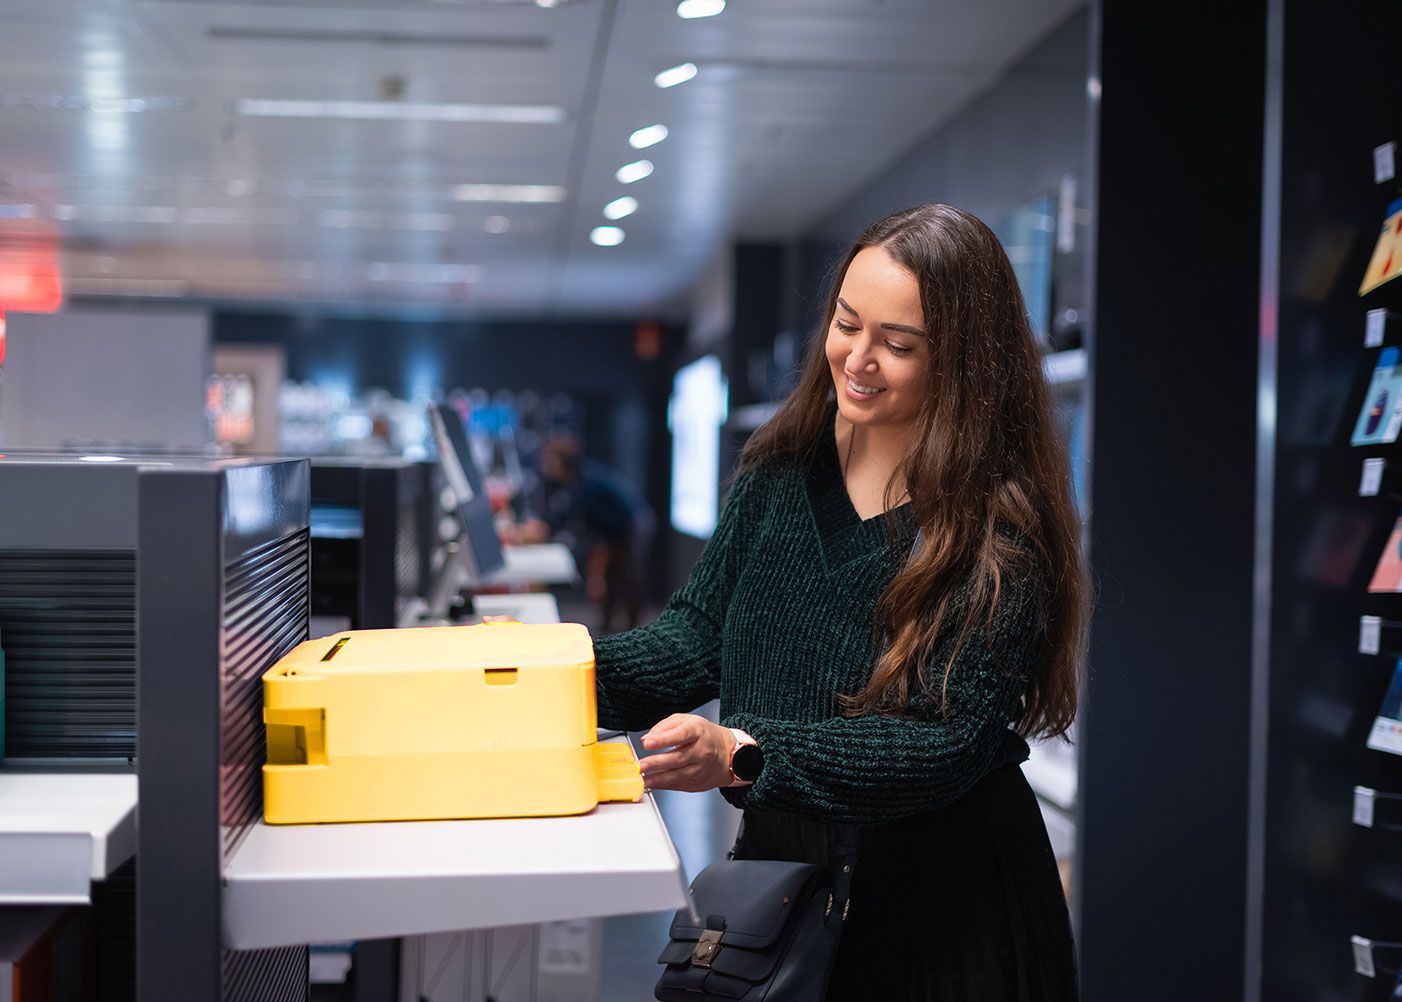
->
<box><xmin>792</xmin><ymin>7</ymin><xmax>1091</xmax><ymax>337</ymax></box>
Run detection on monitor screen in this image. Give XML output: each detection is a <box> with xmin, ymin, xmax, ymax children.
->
<box><xmin>669</xmin><ymin>355</ymin><xmax>729</xmax><ymax>538</ymax></box>
<box><xmin>997</xmin><ymin>193</ymin><xmax>1056</xmax><ymax>345</ymax></box>
<box><xmin>428</xmin><ymin>403</ymin><xmax>505</xmax><ymax>583</ymax></box>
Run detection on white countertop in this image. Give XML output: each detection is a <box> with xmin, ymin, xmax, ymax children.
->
<box><xmin>0</xmin><ymin>772</ymin><xmax>138</xmax><ymax>903</ymax></box>
<box><xmin>222</xmin><ymin>746</ymin><xmax>688</xmax><ymax>949</ymax></box>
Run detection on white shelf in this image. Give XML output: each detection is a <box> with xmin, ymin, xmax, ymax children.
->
<box><xmin>472</xmin><ymin>592</ymin><xmax>561</xmax><ymax>625</ymax></box>
<box><xmin>221</xmin><ymin>744</ymin><xmax>688</xmax><ymax>950</ymax></box>
<box><xmin>489</xmin><ymin>543</ymin><xmax>580</xmax><ymax>586</ymax></box>
<box><xmin>0</xmin><ymin>773</ymin><xmax>138</xmax><ymax>904</ymax></box>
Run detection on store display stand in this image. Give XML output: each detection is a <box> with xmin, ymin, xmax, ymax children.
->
<box><xmin>222</xmin><ymin>766</ymin><xmax>689</xmax><ymax>950</ymax></box>
<box><xmin>0</xmin><ymin>773</ymin><xmax>137</xmax><ymax>904</ymax></box>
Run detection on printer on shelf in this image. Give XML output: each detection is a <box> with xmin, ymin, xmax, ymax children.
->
<box><xmin>261</xmin><ymin>620</ymin><xmax>643</xmax><ymax>824</ymax></box>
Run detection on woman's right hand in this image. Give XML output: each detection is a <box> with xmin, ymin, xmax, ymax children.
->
<box><xmin>638</xmin><ymin>714</ymin><xmax>734</xmax><ymax>793</ymax></box>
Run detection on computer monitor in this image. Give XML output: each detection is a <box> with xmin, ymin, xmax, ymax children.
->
<box><xmin>423</xmin><ymin>404</ymin><xmax>504</xmax><ymax>617</ymax></box>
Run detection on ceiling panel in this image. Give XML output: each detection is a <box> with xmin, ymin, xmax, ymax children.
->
<box><xmin>0</xmin><ymin>0</ymin><xmax>1084</xmax><ymax>318</ymax></box>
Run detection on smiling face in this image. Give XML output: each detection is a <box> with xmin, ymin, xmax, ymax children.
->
<box><xmin>824</xmin><ymin>244</ymin><xmax>928</xmax><ymax>434</ymax></box>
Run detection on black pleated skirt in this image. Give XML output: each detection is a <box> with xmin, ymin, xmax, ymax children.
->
<box><xmin>731</xmin><ymin>764</ymin><xmax>1078</xmax><ymax>1001</ymax></box>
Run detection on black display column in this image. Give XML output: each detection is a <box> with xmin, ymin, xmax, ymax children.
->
<box><xmin>1254</xmin><ymin>2</ymin><xmax>1402</xmax><ymax>1001</ymax></box>
<box><xmin>1077</xmin><ymin>4</ymin><xmax>1267</xmax><ymax>1000</ymax></box>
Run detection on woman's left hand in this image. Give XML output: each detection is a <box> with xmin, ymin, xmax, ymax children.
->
<box><xmin>639</xmin><ymin>714</ymin><xmax>733</xmax><ymax>792</ymax></box>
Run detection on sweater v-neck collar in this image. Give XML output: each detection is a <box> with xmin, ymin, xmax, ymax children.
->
<box><xmin>804</xmin><ymin>407</ymin><xmax>916</xmax><ymax>570</ymax></box>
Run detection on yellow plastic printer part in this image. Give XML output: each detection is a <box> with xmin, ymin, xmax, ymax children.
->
<box><xmin>261</xmin><ymin>621</ymin><xmax>643</xmax><ymax>824</ymax></box>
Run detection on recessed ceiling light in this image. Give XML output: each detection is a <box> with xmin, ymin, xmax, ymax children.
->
<box><xmin>590</xmin><ymin>226</ymin><xmax>625</xmax><ymax>247</ymax></box>
<box><xmin>484</xmin><ymin>215</ymin><xmax>511</xmax><ymax>233</ymax></box>
<box><xmin>655</xmin><ymin>63</ymin><xmax>698</xmax><ymax>88</ymax></box>
<box><xmin>603</xmin><ymin>196</ymin><xmax>638</xmax><ymax>220</ymax></box>
<box><xmin>629</xmin><ymin>124</ymin><xmax>669</xmax><ymax>149</ymax></box>
<box><xmin>451</xmin><ymin>183</ymin><xmax>566</xmax><ymax>203</ymax></box>
<box><xmin>677</xmin><ymin>0</ymin><xmax>725</xmax><ymax>18</ymax></box>
<box><xmin>615</xmin><ymin>160</ymin><xmax>654</xmax><ymax>184</ymax></box>
<box><xmin>78</xmin><ymin>455</ymin><xmax>126</xmax><ymax>463</ymax></box>
<box><xmin>234</xmin><ymin>99</ymin><xmax>567</xmax><ymax>125</ymax></box>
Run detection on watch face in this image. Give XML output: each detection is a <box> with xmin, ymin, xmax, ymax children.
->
<box><xmin>732</xmin><ymin>743</ymin><xmax>764</xmax><ymax>783</ymax></box>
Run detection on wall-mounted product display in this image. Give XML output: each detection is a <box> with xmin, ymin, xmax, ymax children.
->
<box><xmin>1368</xmin><ymin>510</ymin><xmax>1402</xmax><ymax>590</ymax></box>
<box><xmin>1255</xmin><ymin>7</ymin><xmax>1402</xmax><ymax>995</ymax></box>
<box><xmin>1352</xmin><ymin>348</ymin><xmax>1402</xmax><ymax>445</ymax></box>
<box><xmin>1360</xmin><ymin>198</ymin><xmax>1402</xmax><ymax>295</ymax></box>
<box><xmin>1367</xmin><ymin>658</ymin><xmax>1402</xmax><ymax>754</ymax></box>
<box><xmin>205</xmin><ymin>372</ymin><xmax>256</xmax><ymax>445</ymax></box>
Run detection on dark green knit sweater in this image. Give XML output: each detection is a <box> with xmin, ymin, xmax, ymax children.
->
<box><xmin>594</xmin><ymin>424</ymin><xmax>1047</xmax><ymax>826</ymax></box>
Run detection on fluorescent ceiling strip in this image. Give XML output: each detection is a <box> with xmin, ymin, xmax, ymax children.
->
<box><xmin>48</xmin><ymin>205</ymin><xmax>291</xmax><ymax>225</ymax></box>
<box><xmin>0</xmin><ymin>95</ymin><xmax>192</xmax><ymax>113</ymax></box>
<box><xmin>366</xmin><ymin>263</ymin><xmax>482</xmax><ymax>283</ymax></box>
<box><xmin>451</xmin><ymin>183</ymin><xmax>565</xmax><ymax>203</ymax></box>
<box><xmin>315</xmin><ymin>209</ymin><xmax>454</xmax><ymax>231</ymax></box>
<box><xmin>235</xmin><ymin>99</ymin><xmax>567</xmax><ymax>125</ymax></box>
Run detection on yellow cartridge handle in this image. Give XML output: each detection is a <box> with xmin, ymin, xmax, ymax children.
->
<box><xmin>593</xmin><ymin>741</ymin><xmax>644</xmax><ymax>803</ymax></box>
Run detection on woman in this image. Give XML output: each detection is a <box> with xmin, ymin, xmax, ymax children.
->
<box><xmin>594</xmin><ymin>203</ymin><xmax>1088</xmax><ymax>1000</ymax></box>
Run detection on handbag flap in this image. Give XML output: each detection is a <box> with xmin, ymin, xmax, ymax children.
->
<box><xmin>668</xmin><ymin>859</ymin><xmax>825</xmax><ymax>950</ymax></box>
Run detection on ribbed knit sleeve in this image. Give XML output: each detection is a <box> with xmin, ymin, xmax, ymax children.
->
<box><xmin>592</xmin><ymin>471</ymin><xmax>762</xmax><ymax>732</ymax></box>
<box><xmin>720</xmin><ymin>566</ymin><xmax>1047</xmax><ymax>825</ymax></box>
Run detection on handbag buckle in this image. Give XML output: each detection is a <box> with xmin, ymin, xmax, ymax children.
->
<box><xmin>691</xmin><ymin>929</ymin><xmax>723</xmax><ymax>968</ymax></box>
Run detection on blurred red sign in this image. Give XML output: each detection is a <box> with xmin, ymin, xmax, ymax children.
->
<box><xmin>0</xmin><ymin>252</ymin><xmax>62</xmax><ymax>313</ymax></box>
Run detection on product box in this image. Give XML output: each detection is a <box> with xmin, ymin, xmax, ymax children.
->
<box><xmin>1367</xmin><ymin>657</ymin><xmax>1402</xmax><ymax>756</ymax></box>
<box><xmin>1352</xmin><ymin>348</ymin><xmax>1402</xmax><ymax>446</ymax></box>
<box><xmin>1361</xmin><ymin>197</ymin><xmax>1402</xmax><ymax>295</ymax></box>
<box><xmin>1370</xmin><ymin>511</ymin><xmax>1402</xmax><ymax>592</ymax></box>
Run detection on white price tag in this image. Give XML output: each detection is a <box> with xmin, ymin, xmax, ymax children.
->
<box><xmin>1355</xmin><ymin>786</ymin><xmax>1377</xmax><ymax>828</ymax></box>
<box><xmin>1354</xmin><ymin>935</ymin><xmax>1377</xmax><ymax>977</ymax></box>
<box><xmin>1361</xmin><ymin>616</ymin><xmax>1383</xmax><ymax>655</ymax></box>
<box><xmin>1362</xmin><ymin>459</ymin><xmax>1386</xmax><ymax>497</ymax></box>
<box><xmin>1377</xmin><ymin>143</ymin><xmax>1397</xmax><ymax>184</ymax></box>
<box><xmin>1368</xmin><ymin>309</ymin><xmax>1389</xmax><ymax>348</ymax></box>
<box><xmin>538</xmin><ymin>919</ymin><xmax>593</xmax><ymax>974</ymax></box>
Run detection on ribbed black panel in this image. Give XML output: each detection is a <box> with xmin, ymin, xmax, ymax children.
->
<box><xmin>0</xmin><ymin>549</ymin><xmax>137</xmax><ymax>759</ymax></box>
<box><xmin>221</xmin><ymin>946</ymin><xmax>308</xmax><ymax>1002</ymax></box>
<box><xmin>92</xmin><ymin>859</ymin><xmax>136</xmax><ymax>1002</ymax></box>
<box><xmin>220</xmin><ymin>529</ymin><xmax>308</xmax><ymax>863</ymax></box>
<box><xmin>396</xmin><ymin>491</ymin><xmax>422</xmax><ymax>598</ymax></box>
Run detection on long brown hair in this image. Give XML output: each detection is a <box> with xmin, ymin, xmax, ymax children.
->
<box><xmin>741</xmin><ymin>203</ymin><xmax>1087</xmax><ymax>739</ymax></box>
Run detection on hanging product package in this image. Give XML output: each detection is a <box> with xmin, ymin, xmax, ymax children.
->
<box><xmin>261</xmin><ymin>620</ymin><xmax>643</xmax><ymax>824</ymax></box>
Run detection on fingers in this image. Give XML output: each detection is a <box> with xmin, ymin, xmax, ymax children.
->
<box><xmin>641</xmin><ymin>714</ymin><xmax>702</xmax><ymax>750</ymax></box>
<box><xmin>639</xmin><ymin>749</ymin><xmax>691</xmax><ymax>774</ymax></box>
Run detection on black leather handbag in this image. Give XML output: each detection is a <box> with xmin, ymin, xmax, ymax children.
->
<box><xmin>654</xmin><ymin>824</ymin><xmax>859</xmax><ymax>1001</ymax></box>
